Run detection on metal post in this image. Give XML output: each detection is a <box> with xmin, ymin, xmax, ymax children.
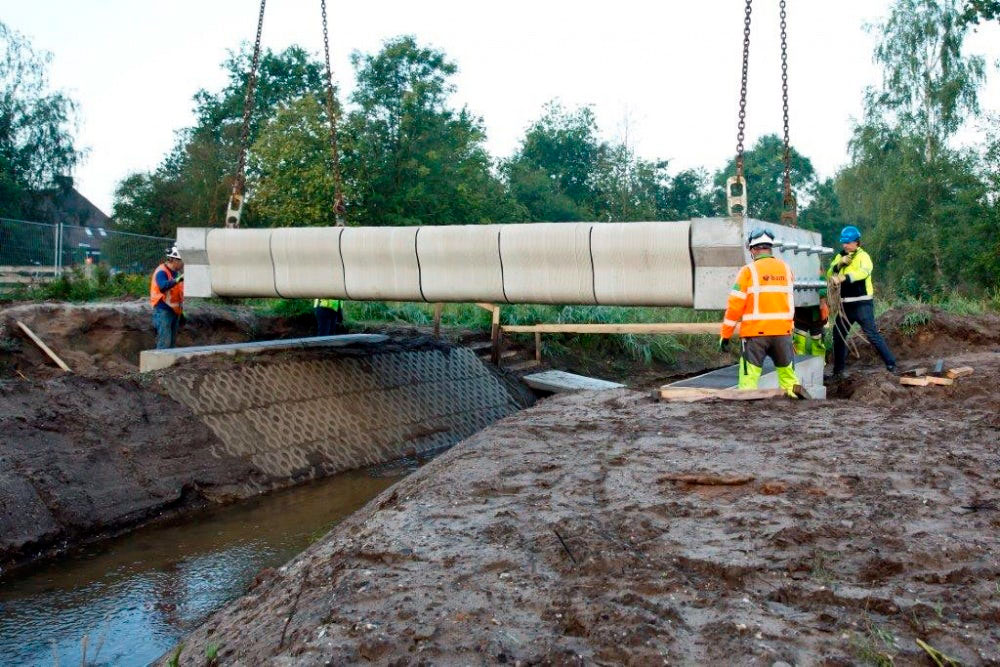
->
<box><xmin>53</xmin><ymin>223</ymin><xmax>59</xmax><ymax>277</ymax></box>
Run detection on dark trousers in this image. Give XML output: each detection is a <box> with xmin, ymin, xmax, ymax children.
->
<box><xmin>315</xmin><ymin>306</ymin><xmax>343</xmax><ymax>336</ymax></box>
<box><xmin>833</xmin><ymin>300</ymin><xmax>896</xmax><ymax>372</ymax></box>
<box><xmin>153</xmin><ymin>307</ymin><xmax>179</xmax><ymax>349</ymax></box>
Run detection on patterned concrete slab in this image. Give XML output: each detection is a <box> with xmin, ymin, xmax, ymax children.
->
<box><xmin>158</xmin><ymin>345</ymin><xmax>519</xmax><ymax>492</ymax></box>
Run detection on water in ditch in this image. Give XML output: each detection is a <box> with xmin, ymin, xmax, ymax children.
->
<box><xmin>0</xmin><ymin>469</ymin><xmax>405</xmax><ymax>666</ymax></box>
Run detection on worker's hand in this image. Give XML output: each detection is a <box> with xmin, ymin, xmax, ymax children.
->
<box><xmin>718</xmin><ymin>336</ymin><xmax>730</xmax><ymax>352</ymax></box>
<box><xmin>831</xmin><ymin>274</ymin><xmax>846</xmax><ymax>286</ymax></box>
<box><xmin>819</xmin><ymin>301</ymin><xmax>830</xmax><ymax>324</ymax></box>
<box><xmin>175</xmin><ymin>272</ymin><xmax>184</xmax><ymax>283</ymax></box>
<box><xmin>837</xmin><ymin>253</ymin><xmax>853</xmax><ymax>266</ymax></box>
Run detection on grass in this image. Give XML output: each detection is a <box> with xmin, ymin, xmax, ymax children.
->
<box><xmin>1</xmin><ymin>265</ymin><xmax>147</xmax><ymax>302</ymax></box>
<box><xmin>850</xmin><ymin>622</ymin><xmax>898</xmax><ymax>666</ymax></box>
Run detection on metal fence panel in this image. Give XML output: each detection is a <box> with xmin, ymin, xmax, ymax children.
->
<box><xmin>1</xmin><ymin>218</ymin><xmax>173</xmax><ymax>282</ymax></box>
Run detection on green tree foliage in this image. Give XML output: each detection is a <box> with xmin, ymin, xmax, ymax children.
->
<box><xmin>506</xmin><ymin>103</ymin><xmax>714</xmax><ymax>222</ymax></box>
<box><xmin>959</xmin><ymin>0</ymin><xmax>1000</xmax><ymax>23</ymax></box>
<box><xmin>712</xmin><ymin>134</ymin><xmax>817</xmax><ymax>222</ymax></box>
<box><xmin>0</xmin><ymin>21</ymin><xmax>81</xmax><ymax>219</ymax></box>
<box><xmin>249</xmin><ymin>94</ymin><xmax>340</xmax><ymax>226</ymax></box>
<box><xmin>833</xmin><ymin>0</ymin><xmax>995</xmax><ymax>295</ymax></box>
<box><xmin>113</xmin><ymin>45</ymin><xmax>325</xmax><ymax>236</ymax></box>
<box><xmin>342</xmin><ymin>36</ymin><xmax>511</xmax><ymax>225</ymax></box>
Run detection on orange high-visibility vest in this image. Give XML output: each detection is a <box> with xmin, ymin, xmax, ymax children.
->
<box><xmin>150</xmin><ymin>263</ymin><xmax>184</xmax><ymax>315</ymax></box>
<box><xmin>720</xmin><ymin>256</ymin><xmax>795</xmax><ymax>338</ymax></box>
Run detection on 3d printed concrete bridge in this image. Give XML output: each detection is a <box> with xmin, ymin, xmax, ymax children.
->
<box><xmin>177</xmin><ymin>218</ymin><xmax>830</xmax><ymax>310</ymax></box>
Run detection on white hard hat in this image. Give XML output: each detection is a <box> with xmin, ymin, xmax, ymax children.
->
<box><xmin>747</xmin><ymin>229</ymin><xmax>776</xmax><ymax>249</ymax></box>
<box><xmin>166</xmin><ymin>245</ymin><xmax>182</xmax><ymax>260</ymax></box>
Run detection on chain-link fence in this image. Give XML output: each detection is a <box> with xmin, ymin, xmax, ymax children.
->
<box><xmin>0</xmin><ymin>217</ymin><xmax>174</xmax><ymax>285</ymax></box>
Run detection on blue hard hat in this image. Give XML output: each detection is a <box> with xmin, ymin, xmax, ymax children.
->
<box><xmin>839</xmin><ymin>226</ymin><xmax>861</xmax><ymax>243</ymax></box>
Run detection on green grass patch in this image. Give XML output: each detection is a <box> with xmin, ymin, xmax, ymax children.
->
<box><xmin>1</xmin><ymin>266</ymin><xmax>147</xmax><ymax>302</ymax></box>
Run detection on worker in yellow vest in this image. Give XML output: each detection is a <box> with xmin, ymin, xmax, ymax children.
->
<box><xmin>314</xmin><ymin>298</ymin><xmax>343</xmax><ymax>336</ymax></box>
<box><xmin>720</xmin><ymin>229</ymin><xmax>804</xmax><ymax>398</ymax></box>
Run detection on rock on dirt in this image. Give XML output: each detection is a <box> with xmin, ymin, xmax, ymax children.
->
<box><xmin>168</xmin><ymin>353</ymin><xmax>999</xmax><ymax>665</ymax></box>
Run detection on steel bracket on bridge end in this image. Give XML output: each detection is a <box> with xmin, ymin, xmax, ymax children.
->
<box><xmin>726</xmin><ymin>175</ymin><xmax>748</xmax><ymax>218</ymax></box>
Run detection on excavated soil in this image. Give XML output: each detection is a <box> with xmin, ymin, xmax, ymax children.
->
<box><xmin>169</xmin><ymin>348</ymin><xmax>999</xmax><ymax>665</ymax></box>
<box><xmin>0</xmin><ymin>374</ymin><xmax>267</xmax><ymax>572</ymax></box>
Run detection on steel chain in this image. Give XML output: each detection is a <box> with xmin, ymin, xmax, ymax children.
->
<box><xmin>735</xmin><ymin>0</ymin><xmax>752</xmax><ymax>179</ymax></box>
<box><xmin>779</xmin><ymin>0</ymin><xmax>797</xmax><ymax>226</ymax></box>
<box><xmin>320</xmin><ymin>0</ymin><xmax>346</xmax><ymax>225</ymax></box>
<box><xmin>226</xmin><ymin>0</ymin><xmax>267</xmax><ymax>228</ymax></box>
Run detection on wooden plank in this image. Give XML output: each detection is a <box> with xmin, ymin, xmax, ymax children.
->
<box><xmin>523</xmin><ymin>370</ymin><xmax>624</xmax><ymax>393</ymax></box>
<box><xmin>506</xmin><ymin>359</ymin><xmax>541</xmax><ymax>372</ymax></box>
<box><xmin>432</xmin><ymin>303</ymin><xmax>443</xmax><ymax>337</ymax></box>
<box><xmin>534</xmin><ymin>331</ymin><xmax>542</xmax><ymax>363</ymax></box>
<box><xmin>657</xmin><ymin>387</ymin><xmax>787</xmax><ymax>402</ymax></box>
<box><xmin>16</xmin><ymin>320</ymin><xmax>71</xmax><ymax>372</ymax></box>
<box><xmin>899</xmin><ymin>376</ymin><xmax>930</xmax><ymax>387</ymax></box>
<box><xmin>925</xmin><ymin>376</ymin><xmax>954</xmax><ymax>386</ymax></box>
<box><xmin>946</xmin><ymin>366</ymin><xmax>974</xmax><ymax>379</ymax></box>
<box><xmin>490</xmin><ymin>305</ymin><xmax>501</xmax><ymax>366</ymax></box>
<box><xmin>501</xmin><ymin>322</ymin><xmax>720</xmax><ymax>335</ymax></box>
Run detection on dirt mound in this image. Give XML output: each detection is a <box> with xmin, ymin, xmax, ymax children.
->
<box><xmin>0</xmin><ymin>301</ymin><xmax>313</xmax><ymax>378</ymax></box>
<box><xmin>168</xmin><ymin>388</ymin><xmax>1000</xmax><ymax>665</ymax></box>
<box><xmin>870</xmin><ymin>307</ymin><xmax>1000</xmax><ymax>360</ymax></box>
<box><xmin>0</xmin><ymin>374</ymin><xmax>269</xmax><ymax>572</ymax></box>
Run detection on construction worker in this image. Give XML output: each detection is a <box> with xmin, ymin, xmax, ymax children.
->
<box><xmin>719</xmin><ymin>228</ymin><xmax>802</xmax><ymax>397</ymax></box>
<box><xmin>150</xmin><ymin>245</ymin><xmax>184</xmax><ymax>349</ymax></box>
<box><xmin>792</xmin><ymin>276</ymin><xmax>829</xmax><ymax>358</ymax></box>
<box><xmin>827</xmin><ymin>225</ymin><xmax>896</xmax><ymax>378</ymax></box>
<box><xmin>314</xmin><ymin>298</ymin><xmax>344</xmax><ymax>336</ymax></box>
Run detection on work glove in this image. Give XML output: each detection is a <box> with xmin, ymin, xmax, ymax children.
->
<box><xmin>837</xmin><ymin>253</ymin><xmax>853</xmax><ymax>267</ymax></box>
<box><xmin>831</xmin><ymin>274</ymin><xmax>846</xmax><ymax>286</ymax></box>
<box><xmin>819</xmin><ymin>301</ymin><xmax>830</xmax><ymax>325</ymax></box>
<box><xmin>175</xmin><ymin>272</ymin><xmax>184</xmax><ymax>283</ymax></box>
<box><xmin>718</xmin><ymin>336</ymin><xmax>730</xmax><ymax>352</ymax></box>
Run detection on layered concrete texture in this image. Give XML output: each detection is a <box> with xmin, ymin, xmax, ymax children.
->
<box><xmin>178</xmin><ymin>219</ymin><xmax>828</xmax><ymax>310</ymax></box>
<box><xmin>157</xmin><ymin>343</ymin><xmax>520</xmax><ymax>492</ymax></box>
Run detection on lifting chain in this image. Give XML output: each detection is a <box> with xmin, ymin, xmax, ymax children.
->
<box><xmin>726</xmin><ymin>0</ymin><xmax>753</xmax><ymax>219</ymax></box>
<box><xmin>778</xmin><ymin>0</ymin><xmax>798</xmax><ymax>227</ymax></box>
<box><xmin>225</xmin><ymin>0</ymin><xmax>267</xmax><ymax>229</ymax></box>
<box><xmin>320</xmin><ymin>0</ymin><xmax>347</xmax><ymax>226</ymax></box>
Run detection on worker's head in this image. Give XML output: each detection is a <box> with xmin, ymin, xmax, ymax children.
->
<box><xmin>839</xmin><ymin>226</ymin><xmax>861</xmax><ymax>253</ymax></box>
<box><xmin>746</xmin><ymin>228</ymin><xmax>775</xmax><ymax>258</ymax></box>
<box><xmin>165</xmin><ymin>245</ymin><xmax>183</xmax><ymax>270</ymax></box>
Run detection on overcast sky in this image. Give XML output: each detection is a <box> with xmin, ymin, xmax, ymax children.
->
<box><xmin>4</xmin><ymin>0</ymin><xmax>999</xmax><ymax>214</ymax></box>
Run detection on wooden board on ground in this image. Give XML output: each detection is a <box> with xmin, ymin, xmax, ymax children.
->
<box><xmin>16</xmin><ymin>320</ymin><xmax>71</xmax><ymax>372</ymax></box>
<box><xmin>502</xmin><ymin>322</ymin><xmax>719</xmax><ymax>335</ymax></box>
<box><xmin>523</xmin><ymin>370</ymin><xmax>624</xmax><ymax>393</ymax></box>
<box><xmin>925</xmin><ymin>376</ymin><xmax>954</xmax><ymax>386</ymax></box>
<box><xmin>946</xmin><ymin>366</ymin><xmax>974</xmax><ymax>379</ymax></box>
<box><xmin>899</xmin><ymin>376</ymin><xmax>931</xmax><ymax>387</ymax></box>
<box><xmin>657</xmin><ymin>387</ymin><xmax>787</xmax><ymax>402</ymax></box>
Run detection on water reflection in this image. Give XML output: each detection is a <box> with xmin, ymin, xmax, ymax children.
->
<box><xmin>0</xmin><ymin>470</ymin><xmax>402</xmax><ymax>666</ymax></box>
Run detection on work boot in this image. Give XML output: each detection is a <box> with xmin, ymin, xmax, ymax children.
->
<box><xmin>824</xmin><ymin>370</ymin><xmax>846</xmax><ymax>383</ymax></box>
<box><xmin>886</xmin><ymin>364</ymin><xmax>898</xmax><ymax>375</ymax></box>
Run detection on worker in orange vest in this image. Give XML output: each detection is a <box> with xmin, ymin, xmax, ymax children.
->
<box><xmin>150</xmin><ymin>245</ymin><xmax>184</xmax><ymax>349</ymax></box>
<box><xmin>719</xmin><ymin>229</ymin><xmax>803</xmax><ymax>397</ymax></box>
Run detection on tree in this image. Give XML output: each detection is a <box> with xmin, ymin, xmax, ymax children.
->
<box><xmin>959</xmin><ymin>0</ymin><xmax>1000</xmax><ymax>24</ymax></box>
<box><xmin>712</xmin><ymin>134</ymin><xmax>817</xmax><ymax>223</ymax></box>
<box><xmin>0</xmin><ymin>21</ymin><xmax>81</xmax><ymax>219</ymax></box>
<box><xmin>249</xmin><ymin>94</ymin><xmax>340</xmax><ymax>226</ymax></box>
<box><xmin>870</xmin><ymin>0</ymin><xmax>985</xmax><ymax>160</ymax></box>
<box><xmin>505</xmin><ymin>103</ymin><xmax>606</xmax><ymax>220</ymax></box>
<box><xmin>342</xmin><ymin>36</ymin><xmax>511</xmax><ymax>225</ymax></box>
<box><xmin>112</xmin><ymin>45</ymin><xmax>326</xmax><ymax>235</ymax></box>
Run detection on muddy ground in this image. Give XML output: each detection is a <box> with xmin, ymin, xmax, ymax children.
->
<box><xmin>169</xmin><ymin>346</ymin><xmax>999</xmax><ymax>665</ymax></box>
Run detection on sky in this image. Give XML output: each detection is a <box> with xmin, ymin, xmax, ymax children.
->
<box><xmin>4</xmin><ymin>0</ymin><xmax>999</xmax><ymax>214</ymax></box>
